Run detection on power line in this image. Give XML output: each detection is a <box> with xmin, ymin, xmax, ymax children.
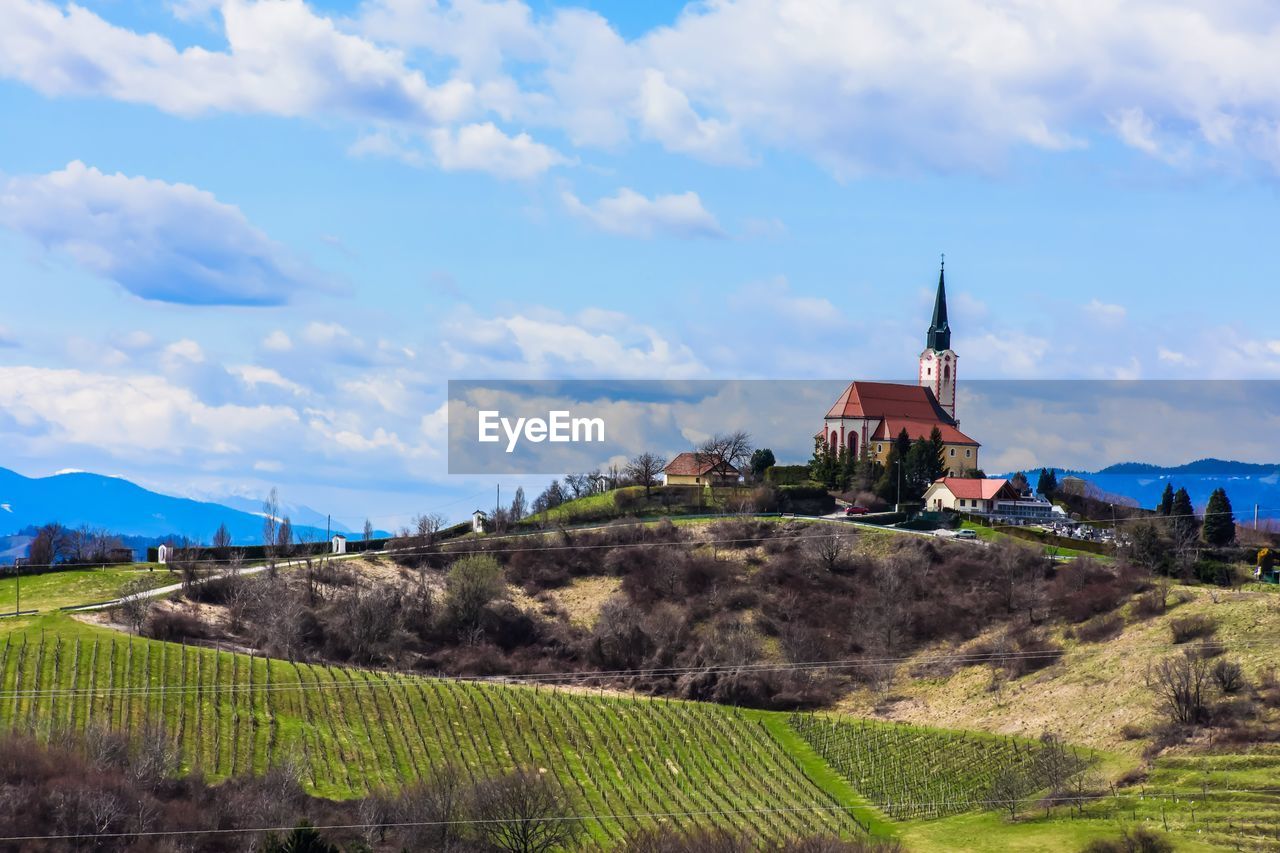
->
<box><xmin>7</xmin><ymin>503</ymin><xmax>1275</xmax><ymax>572</ymax></box>
<box><xmin>0</xmin><ymin>635</ymin><xmax>1259</xmax><ymax>701</ymax></box>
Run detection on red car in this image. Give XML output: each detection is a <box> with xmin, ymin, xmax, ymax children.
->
<box><xmin>844</xmin><ymin>506</ymin><xmax>870</xmax><ymax>516</ymax></box>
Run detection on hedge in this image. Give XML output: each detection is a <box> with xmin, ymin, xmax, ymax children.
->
<box><xmin>765</xmin><ymin>465</ymin><xmax>814</xmax><ymax>486</ymax></box>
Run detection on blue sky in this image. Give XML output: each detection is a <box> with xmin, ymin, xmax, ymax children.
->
<box><xmin>2</xmin><ymin>0</ymin><xmax>1279</xmax><ymax>529</ymax></box>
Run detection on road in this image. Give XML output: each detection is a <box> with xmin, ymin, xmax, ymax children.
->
<box><xmin>63</xmin><ymin>552</ymin><xmax>376</xmax><ymax>612</ymax></box>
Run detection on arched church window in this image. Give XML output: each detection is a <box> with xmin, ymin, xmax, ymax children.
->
<box><xmin>944</xmin><ymin>364</ymin><xmax>951</xmax><ymax>380</ymax></box>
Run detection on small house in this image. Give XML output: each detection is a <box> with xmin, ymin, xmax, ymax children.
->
<box><xmin>331</xmin><ymin>534</ymin><xmax>347</xmax><ymax>555</ymax></box>
<box><xmin>662</xmin><ymin>453</ymin><xmax>741</xmax><ymax>487</ymax></box>
<box><xmin>922</xmin><ymin>477</ymin><xmax>1020</xmax><ymax>514</ymax></box>
<box><xmin>471</xmin><ymin>509</ymin><xmax>487</xmax><ymax>534</ymax></box>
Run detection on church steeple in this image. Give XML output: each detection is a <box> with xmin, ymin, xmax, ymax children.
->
<box><xmin>926</xmin><ymin>257</ymin><xmax>950</xmax><ymax>351</ymax></box>
<box><xmin>919</xmin><ymin>255</ymin><xmax>957</xmax><ymax>421</ymax></box>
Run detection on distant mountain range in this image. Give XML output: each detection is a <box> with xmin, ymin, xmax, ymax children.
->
<box><xmin>1006</xmin><ymin>458</ymin><xmax>1280</xmax><ymax>519</ymax></box>
<box><xmin>0</xmin><ymin>466</ymin><xmax>347</xmax><ymax>546</ymax></box>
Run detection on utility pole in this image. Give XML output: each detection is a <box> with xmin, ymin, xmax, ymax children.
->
<box><xmin>1255</xmin><ymin>504</ymin><xmax>1260</xmax><ymax>530</ymax></box>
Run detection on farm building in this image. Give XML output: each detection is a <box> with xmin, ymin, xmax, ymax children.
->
<box><xmin>663</xmin><ymin>452</ymin><xmax>741</xmax><ymax>486</ymax></box>
<box><xmin>923</xmin><ymin>477</ymin><xmax>1020</xmax><ymax>513</ymax></box>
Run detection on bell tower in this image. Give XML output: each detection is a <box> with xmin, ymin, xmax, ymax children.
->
<box><xmin>919</xmin><ymin>256</ymin><xmax>958</xmax><ymax>420</ymax></box>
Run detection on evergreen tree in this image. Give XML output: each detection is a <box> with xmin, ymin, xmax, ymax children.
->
<box><xmin>263</xmin><ymin>823</ymin><xmax>339</xmax><ymax>853</ymax></box>
<box><xmin>809</xmin><ymin>436</ymin><xmax>837</xmax><ymax>490</ymax></box>
<box><xmin>902</xmin><ymin>439</ymin><xmax>930</xmax><ymax>501</ymax></box>
<box><xmin>1170</xmin><ymin>486</ymin><xmax>1196</xmax><ymax>540</ymax></box>
<box><xmin>1158</xmin><ymin>482</ymin><xmax>1174</xmax><ymax>516</ymax></box>
<box><xmin>875</xmin><ymin>429</ymin><xmax>914</xmax><ymax>504</ymax></box>
<box><xmin>1009</xmin><ymin>471</ymin><xmax>1030</xmax><ymax>493</ymax></box>
<box><xmin>749</xmin><ymin>448</ymin><xmax>776</xmax><ymax>479</ymax></box>
<box><xmin>1202</xmin><ymin>487</ymin><xmax>1236</xmax><ymax>546</ymax></box>
<box><xmin>926</xmin><ymin>426</ymin><xmax>948</xmax><ymax>483</ymax></box>
<box><xmin>1036</xmin><ymin>468</ymin><xmax>1058</xmax><ymax>497</ymax></box>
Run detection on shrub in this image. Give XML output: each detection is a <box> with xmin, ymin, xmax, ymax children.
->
<box><xmin>442</xmin><ymin>554</ymin><xmax>505</xmax><ymax>634</ymax></box>
<box><xmin>1169</xmin><ymin>614</ymin><xmax>1216</xmax><ymax>644</ymax></box>
<box><xmin>1080</xmin><ymin>826</ymin><xmax>1174</xmax><ymax>853</ymax></box>
<box><xmin>143</xmin><ymin>609</ymin><xmax>207</xmax><ymax>643</ymax></box>
<box><xmin>1211</xmin><ymin>658</ymin><xmax>1246</xmax><ymax>694</ymax></box>
<box><xmin>764</xmin><ymin>465</ymin><xmax>813</xmax><ymax>486</ymax></box>
<box><xmin>1132</xmin><ymin>589</ymin><xmax>1171</xmax><ymax>619</ymax></box>
<box><xmin>1192</xmin><ymin>559</ymin><xmax>1236</xmax><ymax>587</ymax></box>
<box><xmin>776</xmin><ymin>486</ymin><xmax>836</xmax><ymax>515</ymax></box>
<box><xmin>1074</xmin><ymin>613</ymin><xmax>1124</xmax><ymax>643</ymax></box>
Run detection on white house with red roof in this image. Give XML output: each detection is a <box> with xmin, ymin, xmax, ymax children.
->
<box><xmin>817</xmin><ymin>261</ymin><xmax>979</xmax><ymax>476</ymax></box>
<box><xmin>922</xmin><ymin>477</ymin><xmax>1020</xmax><ymax>513</ymax></box>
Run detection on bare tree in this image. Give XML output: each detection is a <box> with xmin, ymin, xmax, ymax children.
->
<box><xmin>805</xmin><ymin>528</ymin><xmax>850</xmax><ymax>574</ymax></box>
<box><xmin>413</xmin><ymin>512</ymin><xmax>447</xmax><ymax>544</ymax></box>
<box><xmin>212</xmin><ymin>522</ymin><xmax>233</xmax><ymax>558</ymax></box>
<box><xmin>363</xmin><ymin>518</ymin><xmax>374</xmax><ymax>545</ymax></box>
<box><xmin>116</xmin><ymin>578</ymin><xmax>153</xmax><ymax>635</ymax></box>
<box><xmin>28</xmin><ymin>522</ymin><xmax>70</xmax><ymax>567</ymax></box>
<box><xmin>510</xmin><ymin>486</ymin><xmax>527</xmax><ymax>521</ymax></box>
<box><xmin>262</xmin><ymin>488</ymin><xmax>280</xmax><ymax>564</ymax></box>
<box><xmin>987</xmin><ymin>765</ymin><xmax>1026</xmax><ymax>821</ymax></box>
<box><xmin>470</xmin><ymin>769</ymin><xmax>581</xmax><ymax>853</ymax></box>
<box><xmin>1147</xmin><ymin>651</ymin><xmax>1212</xmax><ymax>726</ymax></box>
<box><xmin>625</xmin><ymin>452</ymin><xmax>667</xmax><ymax>500</ymax></box>
<box><xmin>696</xmin><ymin>431</ymin><xmax>752</xmax><ymax>476</ymax></box>
<box><xmin>276</xmin><ymin>515</ymin><xmax>294</xmax><ymax>558</ymax></box>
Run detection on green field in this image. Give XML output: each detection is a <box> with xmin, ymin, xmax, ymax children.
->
<box><xmin>0</xmin><ymin>616</ymin><xmax>866</xmax><ymax>846</ymax></box>
<box><xmin>3</xmin><ymin>606</ymin><xmax>1279</xmax><ymax>850</ymax></box>
<box><xmin>0</xmin><ymin>567</ymin><xmax>172</xmax><ymax>614</ymax></box>
<box><xmin>791</xmin><ymin>714</ymin><xmax>1090</xmax><ymax>821</ymax></box>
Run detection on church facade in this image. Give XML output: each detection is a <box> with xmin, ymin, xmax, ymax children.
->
<box><xmin>818</xmin><ymin>263</ymin><xmax>979</xmax><ymax>477</ymax></box>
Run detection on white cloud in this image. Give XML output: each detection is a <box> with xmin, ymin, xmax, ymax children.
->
<box><xmin>262</xmin><ymin>330</ymin><xmax>294</xmax><ymax>352</ymax></box>
<box><xmin>636</xmin><ymin>69</ymin><xmax>746</xmax><ymax>164</ymax></box>
<box><xmin>164</xmin><ymin>339</ymin><xmax>205</xmax><ymax>364</ymax></box>
<box><xmin>233</xmin><ymin>365</ymin><xmax>308</xmax><ymax>396</ymax></box>
<box><xmin>442</xmin><ymin>307</ymin><xmax>705</xmax><ymax>378</ymax></box>
<box><xmin>955</xmin><ymin>331</ymin><xmax>1051</xmax><ymax>378</ymax></box>
<box><xmin>1157</xmin><ymin>347</ymin><xmax>1192</xmax><ymax>366</ymax></box>
<box><xmin>9</xmin><ymin>1</ymin><xmax>1280</xmax><ymax>176</ymax></box>
<box><xmin>428</xmin><ymin>122</ymin><xmax>565</xmax><ymax>179</ymax></box>
<box><xmin>347</xmin><ymin>128</ymin><xmax>427</xmax><ymax>166</ymax></box>
<box><xmin>0</xmin><ymin>365</ymin><xmax>299</xmax><ymax>457</ymax></box>
<box><xmin>1083</xmin><ymin>298</ymin><xmax>1127</xmax><ymax>324</ymax></box>
<box><xmin>1109</xmin><ymin>107</ymin><xmax>1160</xmax><ymax>156</ymax></box>
<box><xmin>0</xmin><ymin>0</ymin><xmax>475</xmax><ymax>124</ymax></box>
<box><xmin>562</xmin><ymin>186</ymin><xmax>724</xmax><ymax>238</ymax></box>
<box><xmin>0</xmin><ymin>325</ymin><xmax>18</xmax><ymax>348</ymax></box>
<box><xmin>0</xmin><ymin>161</ymin><xmax>325</xmax><ymax>305</ymax></box>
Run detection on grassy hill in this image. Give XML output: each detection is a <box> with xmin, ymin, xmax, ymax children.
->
<box><xmin>0</xmin><ymin>615</ymin><xmax>870</xmax><ymax>846</ymax></box>
<box><xmin>0</xmin><ymin>566</ymin><xmax>170</xmax><ymax>613</ymax></box>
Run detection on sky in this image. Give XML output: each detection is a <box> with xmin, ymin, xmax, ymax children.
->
<box><xmin>2</xmin><ymin>0</ymin><xmax>1280</xmax><ymax>530</ymax></box>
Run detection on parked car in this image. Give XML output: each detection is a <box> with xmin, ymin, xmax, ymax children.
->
<box><xmin>954</xmin><ymin>528</ymin><xmax>978</xmax><ymax>540</ymax></box>
<box><xmin>844</xmin><ymin>506</ymin><xmax>870</xmax><ymax>516</ymax></box>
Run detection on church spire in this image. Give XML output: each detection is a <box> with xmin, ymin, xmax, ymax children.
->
<box><xmin>926</xmin><ymin>256</ymin><xmax>951</xmax><ymax>351</ymax></box>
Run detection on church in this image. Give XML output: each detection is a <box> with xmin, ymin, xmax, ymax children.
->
<box><xmin>818</xmin><ymin>263</ymin><xmax>980</xmax><ymax>477</ymax></box>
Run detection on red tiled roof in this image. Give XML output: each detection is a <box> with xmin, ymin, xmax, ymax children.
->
<box><xmin>825</xmin><ymin>381</ymin><xmax>954</xmax><ymax>422</ymax></box>
<box><xmin>870</xmin><ymin>417</ymin><xmax>978</xmax><ymax>446</ymax></box>
<box><xmin>663</xmin><ymin>452</ymin><xmax>740</xmax><ymax>477</ymax></box>
<box><xmin>930</xmin><ymin>477</ymin><xmax>1016</xmax><ymax>500</ymax></box>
